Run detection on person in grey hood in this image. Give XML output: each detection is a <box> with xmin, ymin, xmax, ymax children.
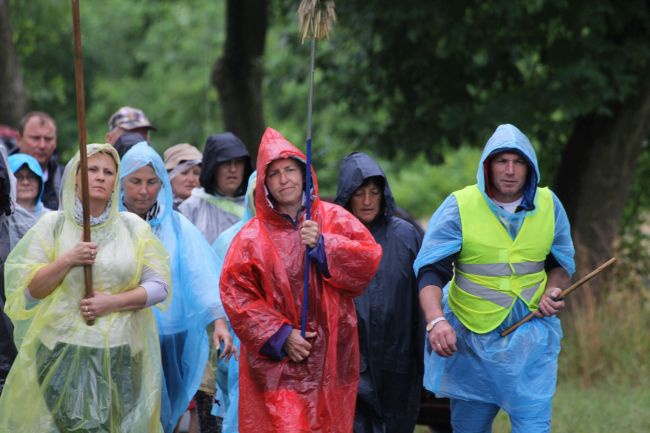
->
<box><xmin>179</xmin><ymin>132</ymin><xmax>252</xmax><ymax>244</ymax></box>
<box><xmin>0</xmin><ymin>144</ymin><xmax>36</xmax><ymax>395</ymax></box>
<box><xmin>335</xmin><ymin>151</ymin><xmax>424</xmax><ymax>433</ymax></box>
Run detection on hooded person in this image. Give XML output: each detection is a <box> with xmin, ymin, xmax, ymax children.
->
<box><xmin>210</xmin><ymin>170</ymin><xmax>257</xmax><ymax>433</ymax></box>
<box><xmin>334</xmin><ymin>152</ymin><xmax>424</xmax><ymax>433</ymax></box>
<box><xmin>8</xmin><ymin>153</ymin><xmax>50</xmax><ymax>217</ymax></box>
<box><xmin>0</xmin><ymin>143</ymin><xmax>172</xmax><ymax>432</ymax></box>
<box><xmin>119</xmin><ymin>142</ymin><xmax>231</xmax><ymax>433</ymax></box>
<box><xmin>163</xmin><ymin>143</ymin><xmax>202</xmax><ymax>210</ymax></box>
<box><xmin>178</xmin><ymin>132</ymin><xmax>253</xmax><ymax>244</ymax></box>
<box><xmin>0</xmin><ymin>144</ymin><xmax>36</xmax><ymax>395</ymax></box>
<box><xmin>219</xmin><ymin>127</ymin><xmax>383</xmax><ymax>433</ymax></box>
<box><xmin>415</xmin><ymin>124</ymin><xmax>575</xmax><ymax>433</ymax></box>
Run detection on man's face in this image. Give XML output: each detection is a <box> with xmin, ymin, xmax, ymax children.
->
<box><xmin>488</xmin><ymin>152</ymin><xmax>529</xmax><ymax>202</ymax></box>
<box><xmin>214</xmin><ymin>158</ymin><xmax>246</xmax><ymax>197</ymax></box>
<box><xmin>18</xmin><ymin>117</ymin><xmax>57</xmax><ymax>168</ymax></box>
<box><xmin>122</xmin><ymin>165</ymin><xmax>162</xmax><ymax>218</ymax></box>
<box><xmin>350</xmin><ymin>179</ymin><xmax>383</xmax><ymax>225</ymax></box>
<box><xmin>265</xmin><ymin>158</ymin><xmax>303</xmax><ymax>212</ymax></box>
<box><xmin>14</xmin><ymin>166</ymin><xmax>40</xmax><ymax>207</ymax></box>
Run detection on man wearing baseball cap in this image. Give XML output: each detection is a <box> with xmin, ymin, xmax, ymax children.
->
<box><xmin>106</xmin><ymin>106</ymin><xmax>156</xmax><ymax>145</ymax></box>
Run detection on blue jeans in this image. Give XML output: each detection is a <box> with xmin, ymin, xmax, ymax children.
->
<box><xmin>451</xmin><ymin>398</ymin><xmax>551</xmax><ymax>433</ymax></box>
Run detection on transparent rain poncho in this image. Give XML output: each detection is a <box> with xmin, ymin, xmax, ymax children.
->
<box><xmin>220</xmin><ymin>128</ymin><xmax>382</xmax><ymax>433</ymax></box>
<box><xmin>0</xmin><ymin>143</ymin><xmax>171</xmax><ymax>433</ymax></box>
<box><xmin>414</xmin><ymin>124</ymin><xmax>575</xmax><ymax>427</ymax></box>
<box><xmin>120</xmin><ymin>142</ymin><xmax>224</xmax><ymax>433</ymax></box>
<box><xmin>211</xmin><ymin>171</ymin><xmax>257</xmax><ymax>432</ymax></box>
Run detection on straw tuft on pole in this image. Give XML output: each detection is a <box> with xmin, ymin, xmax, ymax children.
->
<box><xmin>298</xmin><ymin>0</ymin><xmax>337</xmax><ymax>42</ymax></box>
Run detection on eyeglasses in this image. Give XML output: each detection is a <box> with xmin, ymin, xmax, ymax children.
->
<box><xmin>15</xmin><ymin>173</ymin><xmax>39</xmax><ymax>183</ymax></box>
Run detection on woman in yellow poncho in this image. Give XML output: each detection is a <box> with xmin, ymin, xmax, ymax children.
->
<box><xmin>0</xmin><ymin>143</ymin><xmax>171</xmax><ymax>433</ymax></box>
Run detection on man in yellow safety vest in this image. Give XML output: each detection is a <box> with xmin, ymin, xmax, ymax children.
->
<box><xmin>415</xmin><ymin>124</ymin><xmax>575</xmax><ymax>433</ymax></box>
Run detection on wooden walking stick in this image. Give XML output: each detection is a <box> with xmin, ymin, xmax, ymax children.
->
<box><xmin>297</xmin><ymin>0</ymin><xmax>336</xmax><ymax>337</ymax></box>
<box><xmin>500</xmin><ymin>257</ymin><xmax>617</xmax><ymax>337</ymax></box>
<box><xmin>71</xmin><ymin>0</ymin><xmax>94</xmax><ymax>325</ymax></box>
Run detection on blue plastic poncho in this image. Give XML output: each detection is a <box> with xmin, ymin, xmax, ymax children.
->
<box><xmin>120</xmin><ymin>142</ymin><xmax>224</xmax><ymax>433</ymax></box>
<box><xmin>210</xmin><ymin>171</ymin><xmax>256</xmax><ymax>433</ymax></box>
<box><xmin>414</xmin><ymin>124</ymin><xmax>575</xmax><ymax>423</ymax></box>
<box><xmin>8</xmin><ymin>153</ymin><xmax>49</xmax><ymax>217</ymax></box>
<box><xmin>0</xmin><ymin>143</ymin><xmax>171</xmax><ymax>433</ymax></box>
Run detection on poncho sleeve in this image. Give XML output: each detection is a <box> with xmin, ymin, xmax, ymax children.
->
<box><xmin>319</xmin><ymin>204</ymin><xmax>382</xmax><ymax>296</ymax></box>
<box><xmin>220</xmin><ymin>222</ymin><xmax>293</xmax><ymax>354</ymax></box>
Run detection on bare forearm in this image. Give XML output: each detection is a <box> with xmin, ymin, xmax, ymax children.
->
<box><xmin>419</xmin><ymin>284</ymin><xmax>445</xmax><ymax>322</ymax></box>
<box><xmin>546</xmin><ymin>267</ymin><xmax>570</xmax><ymax>292</ymax></box>
<box><xmin>28</xmin><ymin>256</ymin><xmax>74</xmax><ymax>299</ymax></box>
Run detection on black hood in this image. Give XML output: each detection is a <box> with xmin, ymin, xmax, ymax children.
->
<box><xmin>334</xmin><ymin>151</ymin><xmax>396</xmax><ymax>219</ymax></box>
<box><xmin>114</xmin><ymin>132</ymin><xmax>147</xmax><ymax>159</ymax></box>
<box><xmin>200</xmin><ymin>132</ymin><xmax>252</xmax><ymax>196</ymax></box>
<box><xmin>0</xmin><ymin>147</ymin><xmax>11</xmax><ymax>216</ymax></box>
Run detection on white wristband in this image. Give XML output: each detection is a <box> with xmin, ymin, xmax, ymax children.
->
<box><xmin>426</xmin><ymin>316</ymin><xmax>447</xmax><ymax>332</ymax></box>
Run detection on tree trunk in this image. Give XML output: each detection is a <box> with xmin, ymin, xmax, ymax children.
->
<box><xmin>0</xmin><ymin>0</ymin><xmax>27</xmax><ymax>127</ymax></box>
<box><xmin>554</xmin><ymin>75</ymin><xmax>650</xmax><ymax>290</ymax></box>
<box><xmin>212</xmin><ymin>0</ymin><xmax>267</xmax><ymax>162</ymax></box>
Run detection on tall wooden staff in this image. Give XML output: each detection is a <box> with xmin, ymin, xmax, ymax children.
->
<box><xmin>297</xmin><ymin>0</ymin><xmax>336</xmax><ymax>337</ymax></box>
<box><xmin>71</xmin><ymin>0</ymin><xmax>94</xmax><ymax>324</ymax></box>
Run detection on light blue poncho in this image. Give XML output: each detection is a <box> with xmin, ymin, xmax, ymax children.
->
<box><xmin>210</xmin><ymin>171</ymin><xmax>256</xmax><ymax>433</ymax></box>
<box><xmin>120</xmin><ymin>142</ymin><xmax>224</xmax><ymax>433</ymax></box>
<box><xmin>414</xmin><ymin>124</ymin><xmax>575</xmax><ymax>425</ymax></box>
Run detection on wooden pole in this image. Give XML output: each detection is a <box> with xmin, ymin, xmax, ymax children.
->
<box><xmin>500</xmin><ymin>257</ymin><xmax>616</xmax><ymax>337</ymax></box>
<box><xmin>71</xmin><ymin>0</ymin><xmax>94</xmax><ymax>324</ymax></box>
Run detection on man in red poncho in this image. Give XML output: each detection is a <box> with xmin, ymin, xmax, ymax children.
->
<box><xmin>220</xmin><ymin>128</ymin><xmax>382</xmax><ymax>433</ymax></box>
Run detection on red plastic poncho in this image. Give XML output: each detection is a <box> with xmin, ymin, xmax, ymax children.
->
<box><xmin>220</xmin><ymin>128</ymin><xmax>382</xmax><ymax>433</ymax></box>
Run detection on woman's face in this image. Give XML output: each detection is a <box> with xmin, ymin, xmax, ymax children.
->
<box><xmin>14</xmin><ymin>165</ymin><xmax>40</xmax><ymax>207</ymax></box>
<box><xmin>77</xmin><ymin>152</ymin><xmax>117</xmax><ymax>204</ymax></box>
<box><xmin>122</xmin><ymin>165</ymin><xmax>162</xmax><ymax>218</ymax></box>
<box><xmin>171</xmin><ymin>164</ymin><xmax>200</xmax><ymax>200</ymax></box>
<box><xmin>214</xmin><ymin>158</ymin><xmax>246</xmax><ymax>197</ymax></box>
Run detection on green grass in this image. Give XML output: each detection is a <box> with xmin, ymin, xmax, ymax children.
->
<box><xmin>490</xmin><ymin>378</ymin><xmax>650</xmax><ymax>432</ymax></box>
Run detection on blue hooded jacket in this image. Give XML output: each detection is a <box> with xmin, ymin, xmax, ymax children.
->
<box><xmin>414</xmin><ymin>123</ymin><xmax>575</xmax><ymax>277</ymax></box>
<box><xmin>119</xmin><ymin>142</ymin><xmax>223</xmax><ymax>433</ymax></box>
<box><xmin>8</xmin><ymin>153</ymin><xmax>48</xmax><ymax>216</ymax></box>
<box><xmin>414</xmin><ymin>124</ymin><xmax>576</xmax><ymax>418</ymax></box>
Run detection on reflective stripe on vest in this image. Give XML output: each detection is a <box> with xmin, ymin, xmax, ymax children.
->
<box><xmin>454</xmin><ymin>274</ymin><xmax>512</xmax><ymax>308</ymax></box>
<box><xmin>456</xmin><ymin>261</ymin><xmax>544</xmax><ymax>277</ymax></box>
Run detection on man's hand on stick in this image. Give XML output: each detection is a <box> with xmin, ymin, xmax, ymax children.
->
<box><xmin>535</xmin><ymin>287</ymin><xmax>565</xmax><ymax>317</ymax></box>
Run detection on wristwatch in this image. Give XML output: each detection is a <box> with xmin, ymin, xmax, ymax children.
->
<box><xmin>426</xmin><ymin>317</ymin><xmax>447</xmax><ymax>332</ymax></box>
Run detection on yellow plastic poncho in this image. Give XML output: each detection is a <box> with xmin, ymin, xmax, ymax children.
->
<box><xmin>0</xmin><ymin>143</ymin><xmax>171</xmax><ymax>433</ymax></box>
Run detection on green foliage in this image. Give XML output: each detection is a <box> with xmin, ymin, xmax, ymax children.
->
<box><xmin>10</xmin><ymin>0</ymin><xmax>225</xmax><ymax>159</ymax></box>
<box><xmin>8</xmin><ymin>0</ymin><xmax>650</xmax><ymax>229</ymax></box>
<box><xmin>386</xmin><ymin>147</ymin><xmax>482</xmax><ymax>219</ymax></box>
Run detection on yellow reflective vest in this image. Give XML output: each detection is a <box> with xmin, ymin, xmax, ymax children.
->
<box><xmin>449</xmin><ymin>185</ymin><xmax>554</xmax><ymax>333</ymax></box>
